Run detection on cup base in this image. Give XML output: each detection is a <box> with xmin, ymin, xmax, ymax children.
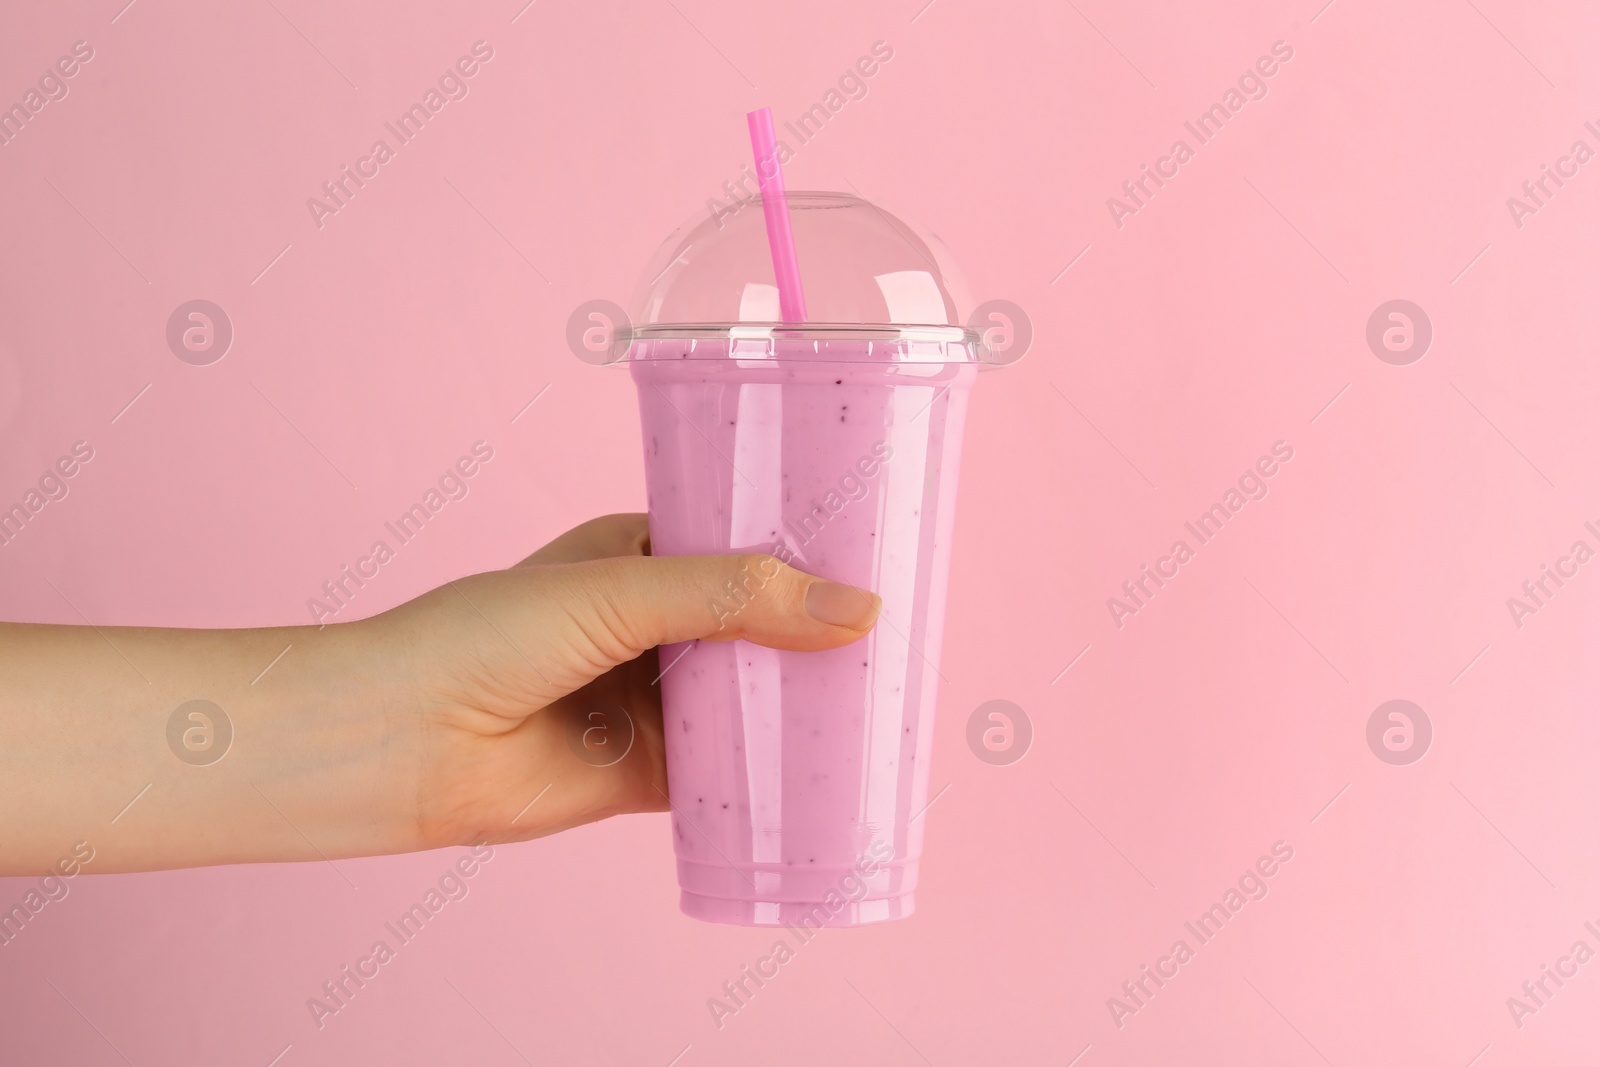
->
<box><xmin>680</xmin><ymin>891</ymin><xmax>915</xmax><ymax>928</ymax></box>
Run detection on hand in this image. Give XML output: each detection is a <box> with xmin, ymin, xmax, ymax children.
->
<box><xmin>384</xmin><ymin>513</ymin><xmax>882</xmax><ymax>851</ymax></box>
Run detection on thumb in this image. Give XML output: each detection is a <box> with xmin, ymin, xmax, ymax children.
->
<box><xmin>550</xmin><ymin>552</ymin><xmax>881</xmax><ymax>668</ymax></box>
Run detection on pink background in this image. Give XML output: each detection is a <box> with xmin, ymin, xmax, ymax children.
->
<box><xmin>3</xmin><ymin>0</ymin><xmax>1598</xmax><ymax>1063</ymax></box>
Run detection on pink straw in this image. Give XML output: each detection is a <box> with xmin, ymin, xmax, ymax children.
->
<box><xmin>746</xmin><ymin>107</ymin><xmax>808</xmax><ymax>322</ymax></box>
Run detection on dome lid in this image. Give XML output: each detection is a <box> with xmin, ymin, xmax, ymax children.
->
<box><xmin>628</xmin><ymin>191</ymin><xmax>978</xmax><ymax>346</ymax></box>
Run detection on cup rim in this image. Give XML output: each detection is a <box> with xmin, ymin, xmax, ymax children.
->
<box><xmin>620</xmin><ymin>323</ymin><xmax>984</xmax><ymax>363</ymax></box>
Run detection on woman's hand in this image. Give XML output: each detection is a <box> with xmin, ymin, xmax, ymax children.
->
<box><xmin>0</xmin><ymin>514</ymin><xmax>880</xmax><ymax>874</ymax></box>
<box><xmin>383</xmin><ymin>513</ymin><xmax>881</xmax><ymax>851</ymax></box>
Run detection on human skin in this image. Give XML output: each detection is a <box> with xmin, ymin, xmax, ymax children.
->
<box><xmin>0</xmin><ymin>514</ymin><xmax>880</xmax><ymax>876</ymax></box>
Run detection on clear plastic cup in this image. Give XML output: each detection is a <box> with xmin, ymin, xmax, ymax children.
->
<box><xmin>625</xmin><ymin>193</ymin><xmax>982</xmax><ymax>927</ymax></box>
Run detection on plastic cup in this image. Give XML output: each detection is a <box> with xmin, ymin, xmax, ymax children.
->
<box><xmin>625</xmin><ymin>193</ymin><xmax>982</xmax><ymax>927</ymax></box>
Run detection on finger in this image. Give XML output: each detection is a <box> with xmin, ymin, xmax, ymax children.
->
<box><xmin>515</xmin><ymin>513</ymin><xmax>650</xmax><ymax>568</ymax></box>
<box><xmin>544</xmin><ymin>553</ymin><xmax>880</xmax><ymax>671</ymax></box>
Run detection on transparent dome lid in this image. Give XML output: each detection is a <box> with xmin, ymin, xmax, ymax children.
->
<box><xmin>626</xmin><ymin>191</ymin><xmax>980</xmax><ymax>359</ymax></box>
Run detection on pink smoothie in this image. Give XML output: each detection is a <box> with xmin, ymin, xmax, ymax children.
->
<box><xmin>631</xmin><ymin>334</ymin><xmax>977</xmax><ymax>927</ymax></box>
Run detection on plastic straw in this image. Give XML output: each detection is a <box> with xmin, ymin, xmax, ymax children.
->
<box><xmin>746</xmin><ymin>107</ymin><xmax>808</xmax><ymax>322</ymax></box>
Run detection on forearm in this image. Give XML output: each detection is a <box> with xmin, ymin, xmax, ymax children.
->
<box><xmin>0</xmin><ymin>618</ymin><xmax>423</xmax><ymax>876</ymax></box>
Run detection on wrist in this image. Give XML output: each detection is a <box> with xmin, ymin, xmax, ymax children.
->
<box><xmin>113</xmin><ymin>618</ymin><xmax>428</xmax><ymax>871</ymax></box>
<box><xmin>257</xmin><ymin>617</ymin><xmax>429</xmax><ymax>859</ymax></box>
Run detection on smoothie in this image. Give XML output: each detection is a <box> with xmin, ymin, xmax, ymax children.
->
<box><xmin>631</xmin><ymin>334</ymin><xmax>978</xmax><ymax>926</ymax></box>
